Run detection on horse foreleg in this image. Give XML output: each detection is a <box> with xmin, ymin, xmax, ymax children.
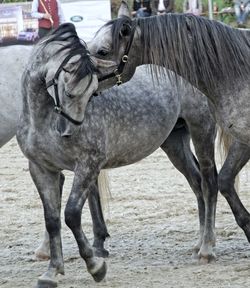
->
<box><xmin>218</xmin><ymin>140</ymin><xmax>250</xmax><ymax>242</ymax></box>
<box><xmin>65</xmin><ymin>166</ymin><xmax>107</xmax><ymax>283</ymax></box>
<box><xmin>35</xmin><ymin>172</ymin><xmax>65</xmax><ymax>261</ymax></box>
<box><xmin>160</xmin><ymin>126</ymin><xmax>205</xmax><ymax>259</ymax></box>
<box><xmin>88</xmin><ymin>182</ymin><xmax>110</xmax><ymax>258</ymax></box>
<box><xmin>29</xmin><ymin>161</ymin><xmax>64</xmax><ymax>288</ymax></box>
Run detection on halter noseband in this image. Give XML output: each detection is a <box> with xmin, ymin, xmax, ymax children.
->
<box><xmin>98</xmin><ymin>21</ymin><xmax>137</xmax><ymax>86</ymax></box>
<box><xmin>46</xmin><ymin>51</ymin><xmax>87</xmax><ymax>126</ymax></box>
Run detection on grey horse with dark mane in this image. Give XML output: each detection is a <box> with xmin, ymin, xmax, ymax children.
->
<box><xmin>16</xmin><ymin>23</ymin><xmax>106</xmax><ymax>287</ymax></box>
<box><xmin>90</xmin><ymin>1</ymin><xmax>250</xmax><ymax>142</ymax></box>
<box><xmin>0</xmin><ymin>44</ymin><xmax>112</xmax><ymax>260</ymax></box>
<box><xmin>88</xmin><ymin>0</ymin><xmax>250</xmax><ymax>254</ymax></box>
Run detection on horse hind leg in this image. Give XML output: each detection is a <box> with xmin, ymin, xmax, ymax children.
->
<box><xmin>218</xmin><ymin>140</ymin><xmax>250</xmax><ymax>242</ymax></box>
<box><xmin>35</xmin><ymin>230</ymin><xmax>50</xmax><ymax>261</ymax></box>
<box><xmin>88</xmin><ymin>177</ymin><xmax>110</xmax><ymax>258</ymax></box>
<box><xmin>160</xmin><ymin>125</ymin><xmax>206</xmax><ymax>260</ymax></box>
<box><xmin>64</xmin><ymin>165</ymin><xmax>107</xmax><ymax>283</ymax></box>
<box><xmin>189</xmin><ymin>121</ymin><xmax>218</xmax><ymax>263</ymax></box>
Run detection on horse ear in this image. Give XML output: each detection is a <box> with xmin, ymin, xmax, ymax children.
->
<box><xmin>118</xmin><ymin>0</ymin><xmax>131</xmax><ymax>18</ymax></box>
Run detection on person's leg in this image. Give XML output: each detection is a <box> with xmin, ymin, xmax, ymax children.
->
<box><xmin>234</xmin><ymin>3</ymin><xmax>242</xmax><ymax>24</ymax></box>
<box><xmin>136</xmin><ymin>8</ymin><xmax>143</xmax><ymax>18</ymax></box>
<box><xmin>242</xmin><ymin>3</ymin><xmax>250</xmax><ymax>24</ymax></box>
<box><xmin>143</xmin><ymin>11</ymin><xmax>151</xmax><ymax>17</ymax></box>
<box><xmin>136</xmin><ymin>8</ymin><xmax>146</xmax><ymax>17</ymax></box>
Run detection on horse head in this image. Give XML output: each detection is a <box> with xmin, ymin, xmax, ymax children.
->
<box><xmin>29</xmin><ymin>23</ymin><xmax>99</xmax><ymax>137</ymax></box>
<box><xmin>88</xmin><ymin>2</ymin><xmax>137</xmax><ymax>90</ymax></box>
<box><xmin>45</xmin><ymin>52</ymin><xmax>98</xmax><ymax>137</ymax></box>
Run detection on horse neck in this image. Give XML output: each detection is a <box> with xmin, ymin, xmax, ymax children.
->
<box><xmin>133</xmin><ymin>16</ymin><xmax>250</xmax><ymax>102</ymax></box>
<box><xmin>22</xmin><ymin>72</ymin><xmax>53</xmax><ymax>129</ymax></box>
<box><xmin>132</xmin><ymin>29</ymin><xmax>217</xmax><ymax>100</ymax></box>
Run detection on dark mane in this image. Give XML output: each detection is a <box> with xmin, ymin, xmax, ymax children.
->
<box><xmin>39</xmin><ymin>23</ymin><xmax>96</xmax><ymax>84</ymax></box>
<box><xmin>108</xmin><ymin>14</ymin><xmax>250</xmax><ymax>93</ymax></box>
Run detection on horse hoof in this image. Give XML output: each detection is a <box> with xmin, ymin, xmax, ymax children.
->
<box><xmin>36</xmin><ymin>278</ymin><xmax>57</xmax><ymax>288</ymax></box>
<box><xmin>91</xmin><ymin>260</ymin><xmax>107</xmax><ymax>283</ymax></box>
<box><xmin>36</xmin><ymin>272</ymin><xmax>58</xmax><ymax>288</ymax></box>
<box><xmin>198</xmin><ymin>252</ymin><xmax>216</xmax><ymax>264</ymax></box>
<box><xmin>191</xmin><ymin>245</ymin><xmax>201</xmax><ymax>259</ymax></box>
<box><xmin>192</xmin><ymin>250</ymin><xmax>199</xmax><ymax>260</ymax></box>
<box><xmin>94</xmin><ymin>247</ymin><xmax>109</xmax><ymax>258</ymax></box>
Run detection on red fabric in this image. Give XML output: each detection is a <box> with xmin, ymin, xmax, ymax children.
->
<box><xmin>38</xmin><ymin>0</ymin><xmax>59</xmax><ymax>29</ymax></box>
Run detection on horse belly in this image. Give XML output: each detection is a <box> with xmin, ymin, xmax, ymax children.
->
<box><xmin>105</xmin><ymin>107</ymin><xmax>179</xmax><ymax>168</ymax></box>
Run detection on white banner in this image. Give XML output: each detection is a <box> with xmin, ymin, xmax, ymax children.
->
<box><xmin>62</xmin><ymin>0</ymin><xmax>111</xmax><ymax>42</ymax></box>
<box><xmin>0</xmin><ymin>0</ymin><xmax>111</xmax><ymax>45</ymax></box>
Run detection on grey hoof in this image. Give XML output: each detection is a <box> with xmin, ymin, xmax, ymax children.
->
<box><xmin>36</xmin><ymin>278</ymin><xmax>57</xmax><ymax>288</ymax></box>
<box><xmin>92</xmin><ymin>261</ymin><xmax>107</xmax><ymax>283</ymax></box>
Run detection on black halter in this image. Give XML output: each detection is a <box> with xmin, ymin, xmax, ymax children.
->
<box><xmin>46</xmin><ymin>51</ymin><xmax>87</xmax><ymax>126</ymax></box>
<box><xmin>98</xmin><ymin>21</ymin><xmax>137</xmax><ymax>86</ymax></box>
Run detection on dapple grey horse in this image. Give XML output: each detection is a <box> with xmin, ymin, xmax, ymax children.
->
<box><xmin>16</xmin><ymin>23</ymin><xmax>105</xmax><ymax>287</ymax></box>
<box><xmin>0</xmin><ymin>45</ymin><xmax>30</xmax><ymax>148</ymax></box>
<box><xmin>0</xmin><ymin>45</ymin><xmax>112</xmax><ymax>260</ymax></box>
<box><xmin>88</xmin><ymin>0</ymin><xmax>250</xmax><ymax>253</ymax></box>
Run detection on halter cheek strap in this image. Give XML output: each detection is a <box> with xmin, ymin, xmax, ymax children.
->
<box><xmin>98</xmin><ymin>21</ymin><xmax>137</xmax><ymax>86</ymax></box>
<box><xmin>46</xmin><ymin>78</ymin><xmax>83</xmax><ymax>126</ymax></box>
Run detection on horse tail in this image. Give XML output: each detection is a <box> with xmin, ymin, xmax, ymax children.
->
<box><xmin>217</xmin><ymin>126</ymin><xmax>232</xmax><ymax>160</ymax></box>
<box><xmin>97</xmin><ymin>170</ymin><xmax>112</xmax><ymax>219</ymax></box>
<box><xmin>217</xmin><ymin>126</ymin><xmax>239</xmax><ymax>193</ymax></box>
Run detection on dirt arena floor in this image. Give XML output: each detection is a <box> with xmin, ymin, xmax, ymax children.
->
<box><xmin>1</xmin><ymin>138</ymin><xmax>250</xmax><ymax>288</ymax></box>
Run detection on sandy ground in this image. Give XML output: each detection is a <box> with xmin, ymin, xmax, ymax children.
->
<box><xmin>1</xmin><ymin>138</ymin><xmax>250</xmax><ymax>288</ymax></box>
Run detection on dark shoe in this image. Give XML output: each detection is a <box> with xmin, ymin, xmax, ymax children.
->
<box><xmin>237</xmin><ymin>22</ymin><xmax>246</xmax><ymax>28</ymax></box>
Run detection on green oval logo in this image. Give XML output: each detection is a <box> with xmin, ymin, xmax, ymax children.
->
<box><xmin>70</xmin><ymin>15</ymin><xmax>83</xmax><ymax>22</ymax></box>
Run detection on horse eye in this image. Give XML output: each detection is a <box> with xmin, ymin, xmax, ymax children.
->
<box><xmin>97</xmin><ymin>49</ymin><xmax>109</xmax><ymax>57</ymax></box>
<box><xmin>65</xmin><ymin>91</ymin><xmax>74</xmax><ymax>98</ymax></box>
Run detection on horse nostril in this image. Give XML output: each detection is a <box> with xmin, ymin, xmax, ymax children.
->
<box><xmin>57</xmin><ymin>117</ymin><xmax>66</xmax><ymax>131</ymax></box>
<box><xmin>61</xmin><ymin>133</ymin><xmax>71</xmax><ymax>138</ymax></box>
<box><xmin>56</xmin><ymin>118</ymin><xmax>71</xmax><ymax>137</ymax></box>
<box><xmin>56</xmin><ymin>117</ymin><xmax>76</xmax><ymax>137</ymax></box>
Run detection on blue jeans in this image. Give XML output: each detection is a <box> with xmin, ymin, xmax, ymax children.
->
<box><xmin>136</xmin><ymin>8</ymin><xmax>151</xmax><ymax>17</ymax></box>
<box><xmin>235</xmin><ymin>3</ymin><xmax>250</xmax><ymax>24</ymax></box>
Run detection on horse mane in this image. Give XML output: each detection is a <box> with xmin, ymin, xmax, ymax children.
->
<box><xmin>108</xmin><ymin>14</ymin><xmax>250</xmax><ymax>93</ymax></box>
<box><xmin>37</xmin><ymin>23</ymin><xmax>96</xmax><ymax>84</ymax></box>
